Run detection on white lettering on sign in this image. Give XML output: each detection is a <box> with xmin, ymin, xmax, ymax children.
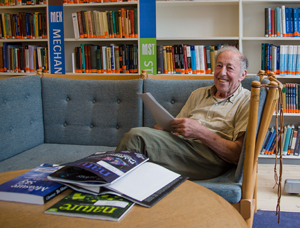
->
<box><xmin>142</xmin><ymin>44</ymin><xmax>155</xmax><ymax>55</ymax></box>
<box><xmin>143</xmin><ymin>61</ymin><xmax>153</xmax><ymax>74</ymax></box>
<box><xmin>50</xmin><ymin>11</ymin><xmax>63</xmax><ymax>23</ymax></box>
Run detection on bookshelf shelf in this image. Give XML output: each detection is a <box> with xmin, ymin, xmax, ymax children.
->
<box><xmin>156</xmin><ymin>0</ymin><xmax>239</xmax><ymax>6</ymax></box>
<box><xmin>63</xmin><ymin>2</ymin><xmax>138</xmax><ymax>7</ymax></box>
<box><xmin>0</xmin><ymin>5</ymin><xmax>47</xmax><ymax>9</ymax></box>
<box><xmin>242</xmin><ymin>37</ymin><xmax>300</xmax><ymax>41</ymax></box>
<box><xmin>0</xmin><ymin>39</ymin><xmax>48</xmax><ymax>42</ymax></box>
<box><xmin>157</xmin><ymin>37</ymin><xmax>239</xmax><ymax>41</ymax></box>
<box><xmin>64</xmin><ymin>38</ymin><xmax>138</xmax><ymax>42</ymax></box>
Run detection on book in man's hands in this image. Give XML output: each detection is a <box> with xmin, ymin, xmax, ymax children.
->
<box><xmin>45</xmin><ymin>192</ymin><xmax>134</xmax><ymax>222</ymax></box>
<box><xmin>138</xmin><ymin>92</ymin><xmax>174</xmax><ymax>132</ymax></box>
<box><xmin>48</xmin><ymin>150</ymin><xmax>187</xmax><ymax>207</ymax></box>
<box><xmin>0</xmin><ymin>164</ymin><xmax>68</xmax><ymax>205</ymax></box>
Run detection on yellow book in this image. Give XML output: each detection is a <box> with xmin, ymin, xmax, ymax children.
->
<box><xmin>84</xmin><ymin>12</ymin><xmax>90</xmax><ymax>38</ymax></box>
<box><xmin>118</xmin><ymin>10</ymin><xmax>122</xmax><ymax>39</ymax></box>
<box><xmin>282</xmin><ymin>84</ymin><xmax>286</xmax><ymax>112</ymax></box>
<box><xmin>2</xmin><ymin>14</ymin><xmax>7</xmax><ymax>39</ymax></box>
<box><xmin>163</xmin><ymin>46</ymin><xmax>167</xmax><ymax>74</ymax></box>
<box><xmin>103</xmin><ymin>11</ymin><xmax>109</xmax><ymax>38</ymax></box>
<box><xmin>124</xmin><ymin>10</ymin><xmax>129</xmax><ymax>38</ymax></box>
<box><xmin>35</xmin><ymin>12</ymin><xmax>39</xmax><ymax>38</ymax></box>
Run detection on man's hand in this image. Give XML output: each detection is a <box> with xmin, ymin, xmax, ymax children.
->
<box><xmin>154</xmin><ymin>124</ymin><xmax>164</xmax><ymax>131</ymax></box>
<box><xmin>170</xmin><ymin>118</ymin><xmax>201</xmax><ymax>138</ymax></box>
<box><xmin>170</xmin><ymin>118</ymin><xmax>244</xmax><ymax>165</ymax></box>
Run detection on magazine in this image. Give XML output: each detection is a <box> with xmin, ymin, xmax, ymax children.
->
<box><xmin>47</xmin><ymin>150</ymin><xmax>188</xmax><ymax>207</ymax></box>
<box><xmin>45</xmin><ymin>192</ymin><xmax>134</xmax><ymax>221</ymax></box>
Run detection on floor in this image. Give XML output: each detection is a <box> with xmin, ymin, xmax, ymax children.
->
<box><xmin>257</xmin><ymin>164</ymin><xmax>300</xmax><ymax>212</ymax></box>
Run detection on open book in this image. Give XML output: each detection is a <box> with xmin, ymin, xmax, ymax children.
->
<box><xmin>47</xmin><ymin>150</ymin><xmax>187</xmax><ymax>207</ymax></box>
<box><xmin>138</xmin><ymin>92</ymin><xmax>174</xmax><ymax>132</ymax></box>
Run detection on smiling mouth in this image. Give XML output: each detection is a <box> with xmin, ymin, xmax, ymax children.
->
<box><xmin>219</xmin><ymin>79</ymin><xmax>228</xmax><ymax>82</ymax></box>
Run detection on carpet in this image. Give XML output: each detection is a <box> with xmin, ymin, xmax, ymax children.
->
<box><xmin>253</xmin><ymin>210</ymin><xmax>300</xmax><ymax>228</ymax></box>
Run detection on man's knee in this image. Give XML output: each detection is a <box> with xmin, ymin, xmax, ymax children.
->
<box><xmin>125</xmin><ymin>127</ymin><xmax>152</xmax><ymax>138</ymax></box>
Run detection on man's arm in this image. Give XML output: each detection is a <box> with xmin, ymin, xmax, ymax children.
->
<box><xmin>170</xmin><ymin>118</ymin><xmax>245</xmax><ymax>165</ymax></box>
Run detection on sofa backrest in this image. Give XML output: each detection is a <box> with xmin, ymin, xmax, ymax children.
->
<box><xmin>42</xmin><ymin>77</ymin><xmax>143</xmax><ymax>147</ymax></box>
<box><xmin>0</xmin><ymin>76</ymin><xmax>44</xmax><ymax>162</ymax></box>
<box><xmin>143</xmin><ymin>76</ymin><xmax>260</xmax><ymax>128</ymax></box>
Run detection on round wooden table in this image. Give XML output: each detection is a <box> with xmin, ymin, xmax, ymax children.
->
<box><xmin>0</xmin><ymin>169</ymin><xmax>247</xmax><ymax>228</ymax></box>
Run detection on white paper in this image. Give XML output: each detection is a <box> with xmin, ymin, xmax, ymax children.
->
<box><xmin>108</xmin><ymin>162</ymin><xmax>180</xmax><ymax>202</ymax></box>
<box><xmin>138</xmin><ymin>92</ymin><xmax>174</xmax><ymax>132</ymax></box>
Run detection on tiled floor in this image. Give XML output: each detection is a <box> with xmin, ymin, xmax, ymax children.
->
<box><xmin>257</xmin><ymin>164</ymin><xmax>300</xmax><ymax>212</ymax></box>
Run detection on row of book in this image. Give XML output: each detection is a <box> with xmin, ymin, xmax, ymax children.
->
<box><xmin>261</xmin><ymin>44</ymin><xmax>300</xmax><ymax>75</ymax></box>
<box><xmin>157</xmin><ymin>44</ymin><xmax>237</xmax><ymax>75</ymax></box>
<box><xmin>282</xmin><ymin>83</ymin><xmax>300</xmax><ymax>113</ymax></box>
<box><xmin>72</xmin><ymin>43</ymin><xmax>137</xmax><ymax>74</ymax></box>
<box><xmin>72</xmin><ymin>9</ymin><xmax>137</xmax><ymax>39</ymax></box>
<box><xmin>65</xmin><ymin>0</ymin><xmax>137</xmax><ymax>3</ymax></box>
<box><xmin>0</xmin><ymin>43</ymin><xmax>48</xmax><ymax>73</ymax></box>
<box><xmin>0</xmin><ymin>150</ymin><xmax>186</xmax><ymax>221</ymax></box>
<box><xmin>0</xmin><ymin>0</ymin><xmax>46</xmax><ymax>5</ymax></box>
<box><xmin>265</xmin><ymin>6</ymin><xmax>300</xmax><ymax>38</ymax></box>
<box><xmin>0</xmin><ymin>12</ymin><xmax>47</xmax><ymax>40</ymax></box>
<box><xmin>261</xmin><ymin>125</ymin><xmax>300</xmax><ymax>156</ymax></box>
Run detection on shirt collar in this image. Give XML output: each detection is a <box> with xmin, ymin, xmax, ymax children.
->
<box><xmin>207</xmin><ymin>84</ymin><xmax>243</xmax><ymax>103</ymax></box>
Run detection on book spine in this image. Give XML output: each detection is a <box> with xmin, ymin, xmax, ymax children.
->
<box><xmin>281</xmin><ymin>5</ymin><xmax>286</xmax><ymax>37</ymax></box>
<box><xmin>205</xmin><ymin>45</ymin><xmax>211</xmax><ymax>74</ymax></box>
<box><xmin>199</xmin><ymin>45</ymin><xmax>205</xmax><ymax>74</ymax></box>
<box><xmin>163</xmin><ymin>46</ymin><xmax>167</xmax><ymax>74</ymax></box>
<box><xmin>190</xmin><ymin>45</ymin><xmax>196</xmax><ymax>74</ymax></box>
<box><xmin>265</xmin><ymin>8</ymin><xmax>269</xmax><ymax>37</ymax></box>
<box><xmin>174</xmin><ymin>45</ymin><xmax>180</xmax><ymax>74</ymax></box>
<box><xmin>294</xmin><ymin>126</ymin><xmax>300</xmax><ymax>156</ymax></box>
<box><xmin>72</xmin><ymin>13</ymin><xmax>79</xmax><ymax>39</ymax></box>
<box><xmin>101</xmin><ymin>46</ymin><xmax>106</xmax><ymax>73</ymax></box>
<box><xmin>157</xmin><ymin>45</ymin><xmax>164</xmax><ymax>74</ymax></box>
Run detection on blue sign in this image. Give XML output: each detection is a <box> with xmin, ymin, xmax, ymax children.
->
<box><xmin>139</xmin><ymin>0</ymin><xmax>156</xmax><ymax>38</ymax></box>
<box><xmin>48</xmin><ymin>3</ymin><xmax>65</xmax><ymax>74</ymax></box>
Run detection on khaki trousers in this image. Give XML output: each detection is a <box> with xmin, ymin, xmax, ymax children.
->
<box><xmin>116</xmin><ymin>127</ymin><xmax>232</xmax><ymax>180</ymax></box>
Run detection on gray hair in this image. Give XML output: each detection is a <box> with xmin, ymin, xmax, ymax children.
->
<box><xmin>215</xmin><ymin>45</ymin><xmax>248</xmax><ymax>74</ymax></box>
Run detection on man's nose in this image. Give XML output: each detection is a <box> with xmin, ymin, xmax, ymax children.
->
<box><xmin>220</xmin><ymin>66</ymin><xmax>227</xmax><ymax>75</ymax></box>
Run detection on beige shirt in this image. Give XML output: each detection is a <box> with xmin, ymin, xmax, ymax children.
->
<box><xmin>176</xmin><ymin>84</ymin><xmax>251</xmax><ymax>142</ymax></box>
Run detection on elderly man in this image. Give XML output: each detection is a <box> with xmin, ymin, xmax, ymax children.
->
<box><xmin>116</xmin><ymin>46</ymin><xmax>250</xmax><ymax>180</ymax></box>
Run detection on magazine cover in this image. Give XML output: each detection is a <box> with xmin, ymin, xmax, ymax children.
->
<box><xmin>48</xmin><ymin>150</ymin><xmax>148</xmax><ymax>185</ymax></box>
<box><xmin>45</xmin><ymin>192</ymin><xmax>134</xmax><ymax>221</ymax></box>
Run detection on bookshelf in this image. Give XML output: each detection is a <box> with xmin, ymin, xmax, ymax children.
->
<box><xmin>0</xmin><ymin>1</ymin><xmax>139</xmax><ymax>76</ymax></box>
<box><xmin>63</xmin><ymin>2</ymin><xmax>139</xmax><ymax>75</ymax></box>
<box><xmin>0</xmin><ymin>4</ymin><xmax>48</xmax><ymax>76</ymax></box>
<box><xmin>156</xmin><ymin>0</ymin><xmax>300</xmax><ymax>164</ymax></box>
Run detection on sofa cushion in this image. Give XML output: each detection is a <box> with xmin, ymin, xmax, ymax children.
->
<box><xmin>0</xmin><ymin>143</ymin><xmax>116</xmax><ymax>173</ymax></box>
<box><xmin>0</xmin><ymin>76</ymin><xmax>44</xmax><ymax>162</ymax></box>
<box><xmin>42</xmin><ymin>78</ymin><xmax>143</xmax><ymax>147</ymax></box>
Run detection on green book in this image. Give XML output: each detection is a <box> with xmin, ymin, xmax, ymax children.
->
<box><xmin>45</xmin><ymin>192</ymin><xmax>134</xmax><ymax>222</ymax></box>
<box><xmin>96</xmin><ymin>47</ymin><xmax>102</xmax><ymax>73</ymax></box>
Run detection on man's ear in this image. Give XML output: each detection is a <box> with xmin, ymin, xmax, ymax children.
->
<box><xmin>239</xmin><ymin>69</ymin><xmax>247</xmax><ymax>82</ymax></box>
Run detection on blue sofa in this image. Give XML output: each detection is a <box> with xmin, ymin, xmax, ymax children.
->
<box><xmin>0</xmin><ymin>75</ymin><xmax>261</xmax><ymax>204</ymax></box>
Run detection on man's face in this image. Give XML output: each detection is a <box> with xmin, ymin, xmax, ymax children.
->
<box><xmin>214</xmin><ymin>50</ymin><xmax>246</xmax><ymax>98</ymax></box>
